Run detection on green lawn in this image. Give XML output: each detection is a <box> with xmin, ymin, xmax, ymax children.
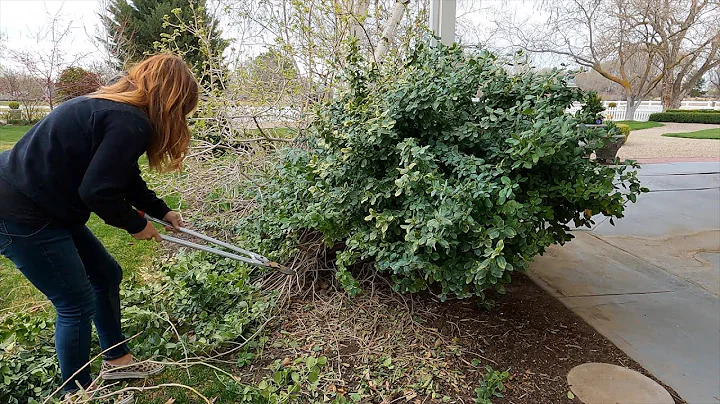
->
<box><xmin>614</xmin><ymin>120</ymin><xmax>665</xmax><ymax>131</ymax></box>
<box><xmin>662</xmin><ymin>128</ymin><xmax>720</xmax><ymax>139</ymax></box>
<box><xmin>0</xmin><ymin>215</ymin><xmax>158</xmax><ymax>311</ymax></box>
<box><xmin>0</xmin><ymin>125</ymin><xmax>32</xmax><ymax>151</ymax></box>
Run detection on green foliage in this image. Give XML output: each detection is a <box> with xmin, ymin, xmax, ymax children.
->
<box><xmin>475</xmin><ymin>366</ymin><xmax>510</xmax><ymax>404</ymax></box>
<box><xmin>0</xmin><ymin>251</ymin><xmax>272</xmax><ymax>403</ymax></box>
<box><xmin>238</xmin><ymin>50</ymin><xmax>301</xmax><ymax>103</ymax></box>
<box><xmin>7</xmin><ymin>101</ymin><xmax>19</xmax><ymax>110</ymax></box>
<box><xmin>577</xmin><ymin>91</ymin><xmax>605</xmax><ymax>124</ymax></box>
<box><xmin>251</xmin><ymin>355</ymin><xmax>358</xmax><ymax>403</ymax></box>
<box><xmin>662</xmin><ymin>128</ymin><xmax>720</xmax><ymax>139</ymax></box>
<box><xmin>608</xmin><ymin>102</ymin><xmax>617</xmax><ymax>108</ymax></box>
<box><xmin>615</xmin><ymin>123</ymin><xmax>631</xmax><ymax>144</ymax></box>
<box><xmin>0</xmin><ymin>313</ymin><xmax>59</xmax><ymax>403</ymax></box>
<box><xmin>664</xmin><ymin>109</ymin><xmax>720</xmax><ymax>114</ymax></box>
<box><xmin>649</xmin><ymin>112</ymin><xmax>720</xmax><ymax>123</ymax></box>
<box><xmin>257</xmin><ymin>355</ymin><xmax>328</xmax><ymax>401</ymax></box>
<box><xmin>55</xmin><ymin>67</ymin><xmax>101</xmax><ymax>102</ymax></box>
<box><xmin>244</xmin><ymin>42</ymin><xmax>645</xmax><ymax>300</ymax></box>
<box><xmin>121</xmin><ymin>252</ymin><xmax>272</xmax><ymax>358</ymax></box>
<box><xmin>100</xmin><ymin>0</ymin><xmax>227</xmax><ymax>74</ymax></box>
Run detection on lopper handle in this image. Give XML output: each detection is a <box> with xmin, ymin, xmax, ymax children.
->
<box><xmin>138</xmin><ymin>211</ymin><xmax>294</xmax><ymax>275</ymax></box>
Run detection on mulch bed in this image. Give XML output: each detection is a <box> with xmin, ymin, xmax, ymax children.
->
<box><xmin>252</xmin><ymin>272</ymin><xmax>684</xmax><ymax>403</ymax></box>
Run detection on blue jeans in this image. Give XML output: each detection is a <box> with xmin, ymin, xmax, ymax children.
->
<box><xmin>0</xmin><ymin>219</ymin><xmax>130</xmax><ymax>392</ymax></box>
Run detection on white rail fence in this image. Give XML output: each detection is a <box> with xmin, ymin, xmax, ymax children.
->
<box><xmin>567</xmin><ymin>100</ymin><xmax>720</xmax><ymax>122</ymax></box>
<box><xmin>3</xmin><ymin>100</ymin><xmax>720</xmax><ymax>122</ymax></box>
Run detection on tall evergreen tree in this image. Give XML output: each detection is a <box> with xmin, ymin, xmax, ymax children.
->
<box><xmin>100</xmin><ymin>0</ymin><xmax>226</xmax><ymax>74</ymax></box>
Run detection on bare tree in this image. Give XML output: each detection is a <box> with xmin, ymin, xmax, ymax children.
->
<box><xmin>88</xmin><ymin>0</ymin><xmax>136</xmax><ymax>74</ymax></box>
<box><xmin>493</xmin><ymin>0</ymin><xmax>719</xmax><ymax>115</ymax></box>
<box><xmin>574</xmin><ymin>68</ymin><xmax>627</xmax><ymax>99</ymax></box>
<box><xmin>709</xmin><ymin>66</ymin><xmax>720</xmax><ymax>96</ymax></box>
<box><xmin>0</xmin><ymin>67</ymin><xmax>23</xmax><ymax>100</ymax></box>
<box><xmin>8</xmin><ymin>6</ymin><xmax>87</xmax><ymax>109</ymax></box>
<box><xmin>638</xmin><ymin>0</ymin><xmax>720</xmax><ymax>109</ymax></box>
<box><xmin>494</xmin><ymin>0</ymin><xmax>664</xmax><ymax>119</ymax></box>
<box><xmin>0</xmin><ymin>68</ymin><xmax>45</xmax><ymax>121</ymax></box>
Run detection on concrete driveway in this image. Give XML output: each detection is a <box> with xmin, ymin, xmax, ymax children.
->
<box><xmin>531</xmin><ymin>162</ymin><xmax>720</xmax><ymax>404</ymax></box>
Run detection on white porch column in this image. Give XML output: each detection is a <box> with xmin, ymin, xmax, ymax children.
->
<box><xmin>430</xmin><ymin>0</ymin><xmax>456</xmax><ymax>46</ymax></box>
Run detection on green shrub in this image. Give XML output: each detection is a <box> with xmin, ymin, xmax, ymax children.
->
<box><xmin>577</xmin><ymin>91</ymin><xmax>605</xmax><ymax>124</ymax></box>
<box><xmin>245</xmin><ymin>42</ymin><xmax>645</xmax><ymax>300</ymax></box>
<box><xmin>649</xmin><ymin>112</ymin><xmax>720</xmax><ymax>123</ymax></box>
<box><xmin>7</xmin><ymin>101</ymin><xmax>19</xmax><ymax>110</ymax></box>
<box><xmin>664</xmin><ymin>109</ymin><xmax>720</xmax><ymax>114</ymax></box>
<box><xmin>0</xmin><ymin>313</ymin><xmax>59</xmax><ymax>403</ymax></box>
<box><xmin>475</xmin><ymin>366</ymin><xmax>510</xmax><ymax>404</ymax></box>
<box><xmin>615</xmin><ymin>123</ymin><xmax>631</xmax><ymax>144</ymax></box>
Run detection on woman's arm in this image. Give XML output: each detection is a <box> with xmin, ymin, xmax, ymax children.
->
<box><xmin>126</xmin><ymin>163</ymin><xmax>171</xmax><ymax>219</ymax></box>
<box><xmin>78</xmin><ymin>110</ymin><xmax>153</xmax><ymax>234</ymax></box>
<box><xmin>126</xmin><ymin>168</ymin><xmax>183</xmax><ymax>230</ymax></box>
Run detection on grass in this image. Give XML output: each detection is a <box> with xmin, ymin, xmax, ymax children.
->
<box><xmin>0</xmin><ymin>125</ymin><xmax>32</xmax><ymax>151</ymax></box>
<box><xmin>613</xmin><ymin>120</ymin><xmax>665</xmax><ymax>131</ymax></box>
<box><xmin>662</xmin><ymin>128</ymin><xmax>720</xmax><ymax>139</ymax></box>
<box><xmin>0</xmin><ymin>215</ymin><xmax>158</xmax><ymax>311</ymax></box>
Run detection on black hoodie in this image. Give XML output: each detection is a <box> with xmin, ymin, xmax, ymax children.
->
<box><xmin>0</xmin><ymin>96</ymin><xmax>169</xmax><ymax>233</ymax></box>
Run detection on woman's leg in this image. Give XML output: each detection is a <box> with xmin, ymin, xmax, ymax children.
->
<box><xmin>71</xmin><ymin>225</ymin><xmax>165</xmax><ymax>381</ymax></box>
<box><xmin>69</xmin><ymin>225</ymin><xmax>130</xmax><ymax>361</ymax></box>
<box><xmin>0</xmin><ymin>220</ymin><xmax>95</xmax><ymax>392</ymax></box>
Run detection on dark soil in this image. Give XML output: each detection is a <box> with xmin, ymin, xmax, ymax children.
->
<box><xmin>433</xmin><ymin>274</ymin><xmax>685</xmax><ymax>403</ymax></box>
<box><xmin>252</xmin><ymin>272</ymin><xmax>685</xmax><ymax>403</ymax></box>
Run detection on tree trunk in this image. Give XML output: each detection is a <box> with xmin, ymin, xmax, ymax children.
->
<box><xmin>624</xmin><ymin>95</ymin><xmax>639</xmax><ymax>121</ymax></box>
<box><xmin>350</xmin><ymin>0</ymin><xmax>370</xmax><ymax>45</ymax></box>
<box><xmin>47</xmin><ymin>77</ymin><xmax>55</xmax><ymax>110</ymax></box>
<box><xmin>374</xmin><ymin>0</ymin><xmax>410</xmax><ymax>63</ymax></box>
<box><xmin>660</xmin><ymin>75</ymin><xmax>683</xmax><ymax>110</ymax></box>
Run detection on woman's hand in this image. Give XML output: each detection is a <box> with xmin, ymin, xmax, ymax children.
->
<box><xmin>132</xmin><ymin>221</ymin><xmax>163</xmax><ymax>242</ymax></box>
<box><xmin>163</xmin><ymin>211</ymin><xmax>184</xmax><ymax>232</ymax></box>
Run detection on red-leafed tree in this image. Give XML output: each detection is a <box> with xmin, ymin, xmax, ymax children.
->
<box><xmin>55</xmin><ymin>67</ymin><xmax>102</xmax><ymax>102</ymax></box>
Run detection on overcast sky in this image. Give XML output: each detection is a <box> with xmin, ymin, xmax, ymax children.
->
<box><xmin>0</xmin><ymin>0</ymin><xmax>104</xmax><ymax>62</ymax></box>
<box><xmin>0</xmin><ymin>0</ymin><xmax>547</xmax><ymax>69</ymax></box>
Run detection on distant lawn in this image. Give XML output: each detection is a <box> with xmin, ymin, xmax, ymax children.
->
<box><xmin>614</xmin><ymin>121</ymin><xmax>665</xmax><ymax>131</ymax></box>
<box><xmin>0</xmin><ymin>125</ymin><xmax>32</xmax><ymax>151</ymax></box>
<box><xmin>662</xmin><ymin>128</ymin><xmax>720</xmax><ymax>140</ymax></box>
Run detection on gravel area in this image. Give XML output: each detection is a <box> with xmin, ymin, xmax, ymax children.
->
<box><xmin>617</xmin><ymin>123</ymin><xmax>720</xmax><ymax>161</ymax></box>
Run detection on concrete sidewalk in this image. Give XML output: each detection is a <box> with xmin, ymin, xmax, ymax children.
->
<box><xmin>531</xmin><ymin>162</ymin><xmax>720</xmax><ymax>404</ymax></box>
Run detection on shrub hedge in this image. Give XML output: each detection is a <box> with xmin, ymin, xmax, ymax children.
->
<box><xmin>246</xmin><ymin>41</ymin><xmax>645</xmax><ymax>300</ymax></box>
<box><xmin>664</xmin><ymin>109</ymin><xmax>720</xmax><ymax>114</ymax></box>
<box><xmin>615</xmin><ymin>123</ymin><xmax>631</xmax><ymax>143</ymax></box>
<box><xmin>649</xmin><ymin>112</ymin><xmax>720</xmax><ymax>123</ymax></box>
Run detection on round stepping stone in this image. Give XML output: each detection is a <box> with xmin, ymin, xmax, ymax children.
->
<box><xmin>567</xmin><ymin>363</ymin><xmax>673</xmax><ymax>404</ymax></box>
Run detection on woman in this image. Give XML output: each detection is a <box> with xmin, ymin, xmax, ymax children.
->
<box><xmin>0</xmin><ymin>54</ymin><xmax>198</xmax><ymax>402</ymax></box>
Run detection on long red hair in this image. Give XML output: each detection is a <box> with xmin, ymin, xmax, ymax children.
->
<box><xmin>90</xmin><ymin>54</ymin><xmax>199</xmax><ymax>171</ymax></box>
